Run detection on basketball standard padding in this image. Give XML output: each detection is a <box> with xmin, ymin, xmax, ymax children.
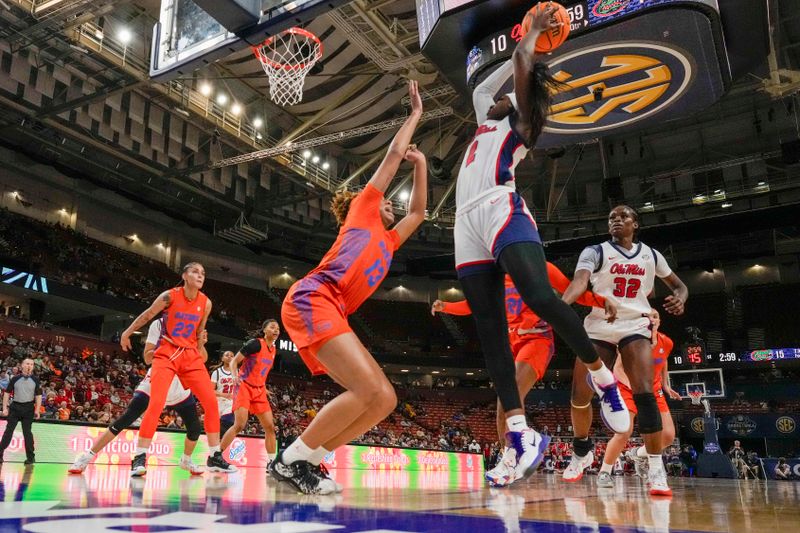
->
<box><xmin>520</xmin><ymin>2</ymin><xmax>570</xmax><ymax>53</ymax></box>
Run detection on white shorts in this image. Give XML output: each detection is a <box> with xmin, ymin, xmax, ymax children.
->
<box><xmin>584</xmin><ymin>315</ymin><xmax>652</xmax><ymax>346</ymax></box>
<box><xmin>454</xmin><ymin>190</ymin><xmax>540</xmax><ymax>278</ymax></box>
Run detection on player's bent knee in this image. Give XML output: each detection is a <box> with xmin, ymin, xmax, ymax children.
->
<box><xmin>633</xmin><ymin>394</ymin><xmax>662</xmax><ymax>434</ymax></box>
<box><xmin>186</xmin><ymin>421</ymin><xmax>202</xmax><ymax>441</ymax></box>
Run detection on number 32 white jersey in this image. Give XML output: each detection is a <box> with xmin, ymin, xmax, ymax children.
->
<box><xmin>576</xmin><ymin>241</ymin><xmax>672</xmax><ymax>320</ymax></box>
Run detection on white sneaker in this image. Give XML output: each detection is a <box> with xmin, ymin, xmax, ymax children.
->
<box><xmin>68</xmin><ymin>452</ymin><xmax>93</xmax><ymax>474</ymax></box>
<box><xmin>597</xmin><ymin>471</ymin><xmax>614</xmax><ymax>489</ymax></box>
<box><xmin>508</xmin><ymin>428</ymin><xmax>551</xmax><ymax>482</ymax></box>
<box><xmin>648</xmin><ymin>466</ymin><xmax>672</xmax><ymax>497</ymax></box>
<box><xmin>179</xmin><ymin>456</ymin><xmax>205</xmax><ymax>476</ymax></box>
<box><xmin>485</xmin><ymin>449</ymin><xmax>516</xmax><ymax>487</ymax></box>
<box><xmin>631</xmin><ymin>447</ymin><xmax>649</xmax><ymax>478</ymax></box>
<box><xmin>562</xmin><ymin>451</ymin><xmax>594</xmax><ymax>482</ymax></box>
<box><xmin>587</xmin><ymin>374</ymin><xmax>630</xmax><ymax>434</ymax></box>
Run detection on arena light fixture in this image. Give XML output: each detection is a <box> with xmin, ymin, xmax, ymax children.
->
<box><xmin>256</xmin><ymin>133</ymin><xmax>263</xmax><ymax>140</ymax></box>
<box><xmin>721</xmin><ymin>202</ymin><xmax>732</xmax><ymax>208</ymax></box>
<box><xmin>312</xmin><ymin>155</ymin><xmax>320</xmax><ymax>164</ymax></box>
<box><xmin>466</xmin><ymin>372</ymin><xmax>474</xmax><ymax>376</ymax></box>
<box><xmin>400</xmin><ymin>369</ymin><xmax>409</xmax><ymax>373</ymax></box>
<box><xmin>431</xmin><ymin>371</ymin><xmax>440</xmax><ymax>374</ymax></box>
<box><xmin>231</xmin><ymin>103</ymin><xmax>242</xmax><ymax>116</ymax></box>
<box><xmin>156</xmin><ymin>242</ymin><xmax>164</xmax><ymax>248</ymax></box>
<box><xmin>58</xmin><ymin>208</ymin><xmax>67</xmax><ymax>215</ymax></box>
<box><xmin>118</xmin><ymin>28</ymin><xmax>132</xmax><ymax>45</ymax></box>
<box><xmin>216</xmin><ymin>93</ymin><xmax>228</xmax><ymax>105</ymax></box>
<box><xmin>322</xmin><ymin>161</ymin><xmax>330</xmax><ymax>170</ymax></box>
<box><xmin>199</xmin><ymin>83</ymin><xmax>212</xmax><ymax>96</ymax></box>
<box><xmin>399</xmin><ymin>190</ymin><xmax>410</xmax><ymax>202</ymax></box>
<box><xmin>94</xmin><ymin>29</ymin><xmax>104</xmax><ymax>40</ymax></box>
<box><xmin>302</xmin><ymin>149</ymin><xmax>311</xmax><ymax>159</ymax></box>
<box><xmin>253</xmin><ymin>117</ymin><xmax>263</xmax><ymax>128</ymax></box>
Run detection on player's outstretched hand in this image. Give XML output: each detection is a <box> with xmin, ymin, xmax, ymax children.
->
<box><xmin>664</xmin><ymin>386</ymin><xmax>682</xmax><ymax>401</ymax></box>
<box><xmin>120</xmin><ymin>331</ymin><xmax>132</xmax><ymax>352</ymax></box>
<box><xmin>431</xmin><ymin>299</ymin><xmax>445</xmax><ymax>316</ymax></box>
<box><xmin>663</xmin><ymin>295</ymin><xmax>685</xmax><ymax>316</ymax></box>
<box><xmin>198</xmin><ymin>329</ymin><xmax>208</xmax><ymax>346</ymax></box>
<box><xmin>603</xmin><ymin>299</ymin><xmax>617</xmax><ymax>324</ymax></box>
<box><xmin>527</xmin><ymin>2</ymin><xmax>561</xmax><ymax>33</ymax></box>
<box><xmin>408</xmin><ymin>79</ymin><xmax>423</xmax><ymax>115</ymax></box>
<box><xmin>404</xmin><ymin>144</ymin><xmax>426</xmax><ymax>165</ymax></box>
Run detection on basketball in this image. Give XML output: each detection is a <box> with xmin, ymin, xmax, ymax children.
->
<box><xmin>520</xmin><ymin>2</ymin><xmax>570</xmax><ymax>53</ymax></box>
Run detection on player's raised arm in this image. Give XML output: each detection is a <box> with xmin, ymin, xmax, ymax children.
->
<box><xmin>472</xmin><ymin>59</ymin><xmax>513</xmax><ymax>121</ymax></box>
<box><xmin>121</xmin><ymin>290</ymin><xmax>171</xmax><ymax>351</ymax></box>
<box><xmin>368</xmin><ymin>80</ymin><xmax>423</xmax><ymax>194</ymax></box>
<box><xmin>392</xmin><ymin>145</ymin><xmax>428</xmax><ymax>245</ymax></box>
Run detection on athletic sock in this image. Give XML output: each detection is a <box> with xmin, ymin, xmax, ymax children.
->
<box><xmin>135</xmin><ymin>447</ymin><xmax>148</xmax><ymax>456</ymax></box>
<box><xmin>506</xmin><ymin>415</ymin><xmax>528</xmax><ymax>433</ymax></box>
<box><xmin>648</xmin><ymin>454</ymin><xmax>664</xmax><ymax>472</ymax></box>
<box><xmin>208</xmin><ymin>445</ymin><xmax>220</xmax><ymax>454</ymax></box>
<box><xmin>600</xmin><ymin>462</ymin><xmax>613</xmax><ymax>474</ymax></box>
<box><xmin>267</xmin><ymin>452</ymin><xmax>276</xmax><ymax>462</ymax></box>
<box><xmin>283</xmin><ymin>437</ymin><xmax>314</xmax><ymax>465</ymax></box>
<box><xmin>637</xmin><ymin>446</ymin><xmax>648</xmax><ymax>458</ymax></box>
<box><xmin>181</xmin><ymin>454</ymin><xmax>191</xmax><ymax>462</ymax></box>
<box><xmin>588</xmin><ymin>365</ymin><xmax>615</xmax><ymax>387</ymax></box>
<box><xmin>308</xmin><ymin>446</ymin><xmax>329</xmax><ymax>466</ymax></box>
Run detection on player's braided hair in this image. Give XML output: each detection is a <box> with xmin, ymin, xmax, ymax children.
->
<box><xmin>331</xmin><ymin>190</ymin><xmax>358</xmax><ymax>226</ymax></box>
<box><xmin>525</xmin><ymin>62</ymin><xmax>564</xmax><ymax>146</ymax></box>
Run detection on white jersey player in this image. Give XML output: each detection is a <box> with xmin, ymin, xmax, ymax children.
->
<box><xmin>450</xmin><ymin>5</ymin><xmax>628</xmax><ymax>489</ymax></box>
<box><xmin>139</xmin><ymin>320</ymin><xmax>191</xmax><ymax>405</ymax></box>
<box><xmin>562</xmin><ymin>205</ymin><xmax>688</xmax><ymax>496</ymax></box>
<box><xmin>211</xmin><ymin>350</ymin><xmax>236</xmax><ymax>434</ymax></box>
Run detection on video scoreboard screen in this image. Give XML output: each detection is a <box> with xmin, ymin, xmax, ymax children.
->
<box><xmin>670</xmin><ymin>347</ymin><xmax>800</xmax><ymax>368</ymax></box>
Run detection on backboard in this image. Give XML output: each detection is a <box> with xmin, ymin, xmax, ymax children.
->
<box><xmin>150</xmin><ymin>0</ymin><xmax>348</xmax><ymax>80</ymax></box>
<box><xmin>668</xmin><ymin>368</ymin><xmax>726</xmax><ymax>399</ymax></box>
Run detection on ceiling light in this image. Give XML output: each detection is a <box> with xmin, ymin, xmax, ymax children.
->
<box><xmin>253</xmin><ymin>117</ymin><xmax>263</xmax><ymax>128</ymax></box>
<box><xmin>58</xmin><ymin>208</ymin><xmax>67</xmax><ymax>214</ymax></box>
<box><xmin>129</xmin><ymin>234</ymin><xmax>138</xmax><ymax>241</ymax></box>
<box><xmin>199</xmin><ymin>83</ymin><xmax>212</xmax><ymax>96</ymax></box>
<box><xmin>431</xmin><ymin>371</ymin><xmax>440</xmax><ymax>374</ymax></box>
<box><xmin>118</xmin><ymin>28</ymin><xmax>132</xmax><ymax>45</ymax></box>
<box><xmin>156</xmin><ymin>243</ymin><xmax>164</xmax><ymax>248</ymax></box>
<box><xmin>302</xmin><ymin>149</ymin><xmax>311</xmax><ymax>159</ymax></box>
<box><xmin>322</xmin><ymin>161</ymin><xmax>330</xmax><ymax>170</ymax></box>
<box><xmin>399</xmin><ymin>190</ymin><xmax>410</xmax><ymax>201</ymax></box>
<box><xmin>216</xmin><ymin>93</ymin><xmax>228</xmax><ymax>105</ymax></box>
<box><xmin>721</xmin><ymin>202</ymin><xmax>732</xmax><ymax>208</ymax></box>
<box><xmin>466</xmin><ymin>372</ymin><xmax>474</xmax><ymax>376</ymax></box>
<box><xmin>312</xmin><ymin>155</ymin><xmax>320</xmax><ymax>164</ymax></box>
<box><xmin>231</xmin><ymin>103</ymin><xmax>242</xmax><ymax>116</ymax></box>
<box><xmin>94</xmin><ymin>29</ymin><xmax>104</xmax><ymax>40</ymax></box>
<box><xmin>256</xmin><ymin>133</ymin><xmax>263</xmax><ymax>140</ymax></box>
<box><xmin>400</xmin><ymin>369</ymin><xmax>409</xmax><ymax>373</ymax></box>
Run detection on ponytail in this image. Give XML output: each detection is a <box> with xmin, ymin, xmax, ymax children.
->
<box><xmin>255</xmin><ymin>318</ymin><xmax>278</xmax><ymax>338</ymax></box>
<box><xmin>178</xmin><ymin>262</ymin><xmax>203</xmax><ymax>287</ymax></box>
<box><xmin>526</xmin><ymin>62</ymin><xmax>564</xmax><ymax>146</ymax></box>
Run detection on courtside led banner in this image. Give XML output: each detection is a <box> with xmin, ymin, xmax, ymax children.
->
<box><xmin>0</xmin><ymin>421</ymin><xmax>483</xmax><ymax>477</ymax></box>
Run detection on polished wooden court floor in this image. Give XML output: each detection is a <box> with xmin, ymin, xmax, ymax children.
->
<box><xmin>0</xmin><ymin>462</ymin><xmax>797</xmax><ymax>532</ymax></box>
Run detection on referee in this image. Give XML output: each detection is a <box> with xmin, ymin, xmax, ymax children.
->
<box><xmin>0</xmin><ymin>358</ymin><xmax>42</xmax><ymax>464</ymax></box>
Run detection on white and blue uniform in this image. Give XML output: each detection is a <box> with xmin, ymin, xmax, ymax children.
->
<box><xmin>454</xmin><ymin>60</ymin><xmax>540</xmax><ymax>278</ymax></box>
<box><xmin>575</xmin><ymin>241</ymin><xmax>672</xmax><ymax>345</ymax></box>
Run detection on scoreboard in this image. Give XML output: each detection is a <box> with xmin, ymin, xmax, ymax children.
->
<box><xmin>670</xmin><ymin>347</ymin><xmax>800</xmax><ymax>368</ymax></box>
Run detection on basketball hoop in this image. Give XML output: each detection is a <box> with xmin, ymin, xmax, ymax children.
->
<box><xmin>689</xmin><ymin>390</ymin><xmax>704</xmax><ymax>406</ymax></box>
<box><xmin>252</xmin><ymin>27</ymin><xmax>322</xmax><ymax>106</ymax></box>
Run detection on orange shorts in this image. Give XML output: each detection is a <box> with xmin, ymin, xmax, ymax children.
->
<box><xmin>232</xmin><ymin>382</ymin><xmax>271</xmax><ymax>415</ymax></box>
<box><xmin>509</xmin><ymin>331</ymin><xmax>554</xmax><ymax>380</ymax></box>
<box><xmin>281</xmin><ymin>279</ymin><xmax>352</xmax><ymax>376</ymax></box>
<box><xmin>619</xmin><ymin>383</ymin><xmax>670</xmax><ymax>415</ymax></box>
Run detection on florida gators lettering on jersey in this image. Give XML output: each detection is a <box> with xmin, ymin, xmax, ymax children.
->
<box><xmin>239</xmin><ymin>338</ymin><xmax>275</xmax><ymax>387</ymax></box>
<box><xmin>159</xmin><ymin>287</ymin><xmax>207</xmax><ymax>348</ymax></box>
<box><xmin>578</xmin><ymin>241</ymin><xmax>672</xmax><ymax>321</ymax></box>
<box><xmin>456</xmin><ymin>115</ymin><xmax>528</xmax><ymax>210</ymax></box>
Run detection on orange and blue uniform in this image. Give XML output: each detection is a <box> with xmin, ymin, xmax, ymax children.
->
<box><xmin>282</xmin><ymin>183</ymin><xmax>401</xmax><ymax>375</ymax></box>
<box><xmin>614</xmin><ymin>331</ymin><xmax>673</xmax><ymax>414</ymax></box>
<box><xmin>138</xmin><ymin>286</ymin><xmax>220</xmax><ymax>439</ymax></box>
<box><xmin>232</xmin><ymin>338</ymin><xmax>275</xmax><ymax>415</ymax></box>
<box><xmin>441</xmin><ymin>263</ymin><xmax>606</xmax><ymax>379</ymax></box>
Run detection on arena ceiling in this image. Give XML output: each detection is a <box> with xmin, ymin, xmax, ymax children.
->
<box><xmin>0</xmin><ymin>0</ymin><xmax>799</xmax><ymax>267</ymax></box>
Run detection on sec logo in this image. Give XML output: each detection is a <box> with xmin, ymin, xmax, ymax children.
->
<box><xmin>776</xmin><ymin>416</ymin><xmax>796</xmax><ymax>434</ymax></box>
<box><xmin>691</xmin><ymin>417</ymin><xmax>704</xmax><ymax>434</ymax></box>
<box><xmin>545</xmin><ymin>43</ymin><xmax>692</xmax><ymax>134</ymax></box>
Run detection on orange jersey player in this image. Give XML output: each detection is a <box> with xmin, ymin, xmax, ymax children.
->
<box><xmin>119</xmin><ymin>262</ymin><xmax>236</xmax><ymax>477</ymax></box>
<box><xmin>432</xmin><ymin>263</ymin><xmax>612</xmax><ymax>486</ymax></box>
<box><xmin>220</xmin><ymin>319</ymin><xmax>280</xmax><ymax>468</ymax></box>
<box><xmin>275</xmin><ymin>80</ymin><xmax>428</xmax><ymax>495</ymax></box>
<box><xmin>598</xmin><ymin>329</ymin><xmax>682</xmax><ymax>494</ymax></box>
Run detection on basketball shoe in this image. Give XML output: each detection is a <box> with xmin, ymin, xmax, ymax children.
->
<box><xmin>485</xmin><ymin>447</ymin><xmax>516</xmax><ymax>487</ymax></box>
<box><xmin>587</xmin><ymin>374</ymin><xmax>630</xmax><ymax>434</ymax></box>
<box><xmin>69</xmin><ymin>452</ymin><xmax>93</xmax><ymax>474</ymax></box>
<box><xmin>179</xmin><ymin>455</ymin><xmax>205</xmax><ymax>475</ymax></box>
<box><xmin>130</xmin><ymin>453</ymin><xmax>147</xmax><ymax>477</ymax></box>
<box><xmin>647</xmin><ymin>466</ymin><xmax>673</xmax><ymax>497</ymax></box>
<box><xmin>562</xmin><ymin>450</ymin><xmax>594</xmax><ymax>482</ymax></box>
<box><xmin>207</xmin><ymin>451</ymin><xmax>237</xmax><ymax>473</ymax></box>
<box><xmin>508</xmin><ymin>428</ymin><xmax>550</xmax><ymax>482</ymax></box>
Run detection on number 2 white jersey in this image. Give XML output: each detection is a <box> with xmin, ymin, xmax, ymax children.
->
<box><xmin>576</xmin><ymin>241</ymin><xmax>672</xmax><ymax>321</ymax></box>
<box><xmin>455</xmin><ymin>115</ymin><xmax>529</xmax><ymax>211</ymax></box>
<box><xmin>210</xmin><ymin>367</ymin><xmax>235</xmax><ymax>416</ymax></box>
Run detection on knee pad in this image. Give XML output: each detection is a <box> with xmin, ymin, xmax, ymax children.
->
<box><xmin>633</xmin><ymin>393</ymin><xmax>663</xmax><ymax>434</ymax></box>
<box><xmin>185</xmin><ymin>416</ymin><xmax>202</xmax><ymax>441</ymax></box>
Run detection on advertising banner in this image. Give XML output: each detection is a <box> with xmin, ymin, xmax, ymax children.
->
<box><xmin>0</xmin><ymin>421</ymin><xmax>483</xmax><ymax>477</ymax></box>
<box><xmin>761</xmin><ymin>458</ymin><xmax>800</xmax><ymax>480</ymax></box>
<box><xmin>684</xmin><ymin>413</ymin><xmax>799</xmax><ymax>439</ymax></box>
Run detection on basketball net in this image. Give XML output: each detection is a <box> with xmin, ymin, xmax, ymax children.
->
<box><xmin>252</xmin><ymin>27</ymin><xmax>322</xmax><ymax>106</ymax></box>
<box><xmin>689</xmin><ymin>390</ymin><xmax>704</xmax><ymax>406</ymax></box>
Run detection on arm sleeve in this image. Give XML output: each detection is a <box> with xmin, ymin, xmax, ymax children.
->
<box><xmin>146</xmin><ymin>320</ymin><xmax>162</xmax><ymax>345</ymax></box>
<box><xmin>239</xmin><ymin>338</ymin><xmax>261</xmax><ymax>357</ymax></box>
<box><xmin>575</xmin><ymin>246</ymin><xmax>601</xmax><ymax>274</ymax></box>
<box><xmin>472</xmin><ymin>60</ymin><xmax>513</xmax><ymax>120</ymax></box>
<box><xmin>546</xmin><ymin>262</ymin><xmax>605</xmax><ymax>308</ymax></box>
<box><xmin>653</xmin><ymin>249</ymin><xmax>673</xmax><ymax>278</ymax></box>
<box><xmin>442</xmin><ymin>300</ymin><xmax>472</xmax><ymax>316</ymax></box>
